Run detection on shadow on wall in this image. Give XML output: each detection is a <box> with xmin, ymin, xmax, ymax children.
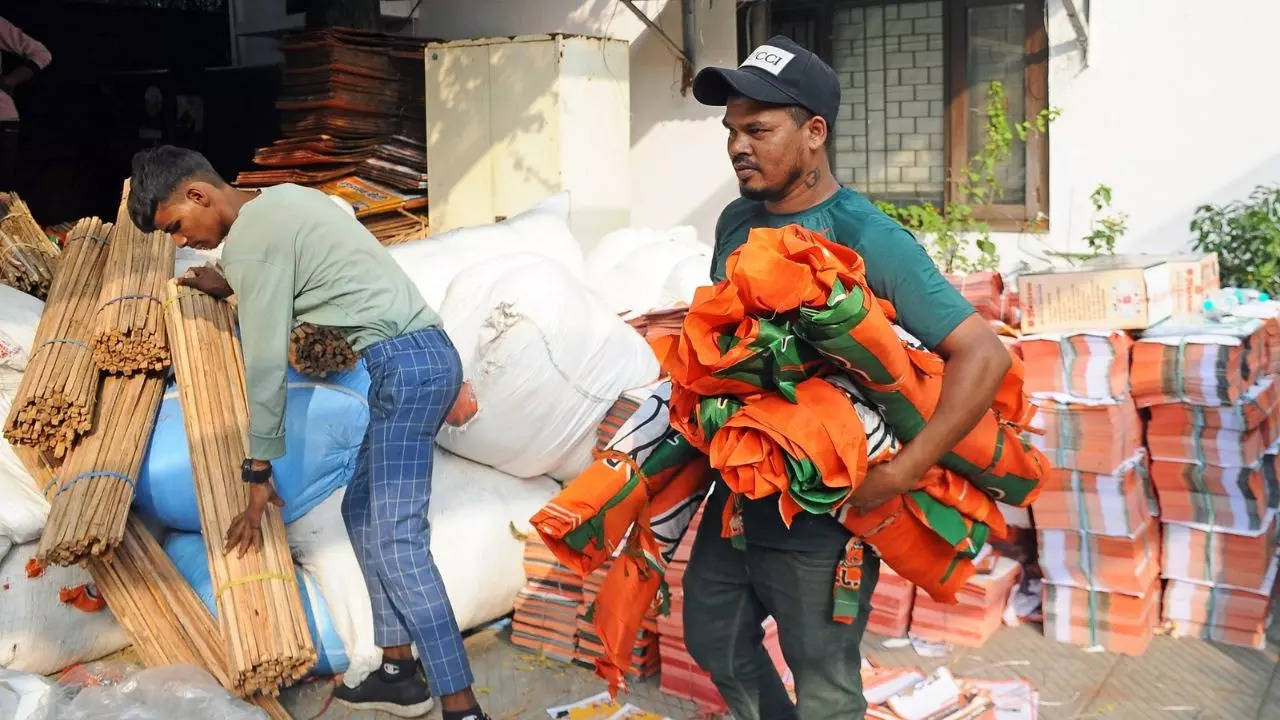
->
<box><xmin>1133</xmin><ymin>154</ymin><xmax>1280</xmax><ymax>255</ymax></box>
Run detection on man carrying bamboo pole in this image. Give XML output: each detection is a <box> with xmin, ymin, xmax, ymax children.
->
<box><xmin>128</xmin><ymin>145</ymin><xmax>490</xmax><ymax>720</ymax></box>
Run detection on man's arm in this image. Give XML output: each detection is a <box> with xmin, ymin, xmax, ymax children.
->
<box><xmin>842</xmin><ymin>221</ymin><xmax>1011</xmax><ymax>509</ymax></box>
<box><xmin>0</xmin><ymin>19</ymin><xmax>51</xmax><ymax>95</ymax></box>
<box><xmin>849</xmin><ymin>316</ymin><xmax>1010</xmax><ymax>508</ymax></box>
<box><xmin>222</xmin><ymin>258</ymin><xmax>293</xmax><ymax>555</ymax></box>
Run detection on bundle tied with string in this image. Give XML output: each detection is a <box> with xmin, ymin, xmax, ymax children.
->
<box><xmin>288</xmin><ymin>321</ymin><xmax>357</xmax><ymax>377</ymax></box>
<box><xmin>0</xmin><ymin>192</ymin><xmax>61</xmax><ymax>298</ymax></box>
<box><xmin>91</xmin><ymin>180</ymin><xmax>176</xmax><ymax>374</ymax></box>
<box><xmin>35</xmin><ymin>369</ymin><xmax>166</xmax><ymax>565</ymax></box>
<box><xmin>3</xmin><ymin>217</ymin><xmax>112</xmax><ymax>457</ymax></box>
<box><xmin>163</xmin><ymin>279</ymin><xmax>315</xmax><ymax>695</ymax></box>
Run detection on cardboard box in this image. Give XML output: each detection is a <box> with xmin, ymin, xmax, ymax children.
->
<box><xmin>1019</xmin><ymin>258</ymin><xmax>1174</xmax><ymax>334</ymax></box>
<box><xmin>1083</xmin><ymin>253</ymin><xmax>1220</xmax><ymax>316</ymax></box>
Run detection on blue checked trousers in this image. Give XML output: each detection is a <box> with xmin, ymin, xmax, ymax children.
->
<box><xmin>341</xmin><ymin>327</ymin><xmax>473</xmax><ymax>695</ymax></box>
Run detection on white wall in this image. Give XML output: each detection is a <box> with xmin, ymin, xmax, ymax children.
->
<box><xmin>1036</xmin><ymin>0</ymin><xmax>1280</xmax><ymax>259</ymax></box>
<box><xmin>416</xmin><ymin>0</ymin><xmax>739</xmax><ymax>246</ymax></box>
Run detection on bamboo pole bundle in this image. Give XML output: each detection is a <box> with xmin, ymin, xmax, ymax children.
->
<box><xmin>163</xmin><ymin>280</ymin><xmax>315</xmax><ymax>695</ymax></box>
<box><xmin>3</xmin><ymin>218</ymin><xmax>112</xmax><ymax>457</ymax></box>
<box><xmin>35</xmin><ymin>370</ymin><xmax>166</xmax><ymax>565</ymax></box>
<box><xmin>289</xmin><ymin>322</ymin><xmax>357</xmax><ymax>377</ymax></box>
<box><xmin>88</xmin><ymin>518</ymin><xmax>292</xmax><ymax>719</ymax></box>
<box><xmin>0</xmin><ymin>192</ymin><xmax>61</xmax><ymax>298</ymax></box>
<box><xmin>92</xmin><ymin>181</ymin><xmax>175</xmax><ymax>374</ymax></box>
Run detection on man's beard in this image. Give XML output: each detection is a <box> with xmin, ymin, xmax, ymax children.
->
<box><xmin>739</xmin><ymin>164</ymin><xmax>805</xmax><ymax>202</ymax></box>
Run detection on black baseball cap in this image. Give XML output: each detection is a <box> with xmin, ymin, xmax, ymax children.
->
<box><xmin>693</xmin><ymin>35</ymin><xmax>841</xmax><ymax>128</ymax></box>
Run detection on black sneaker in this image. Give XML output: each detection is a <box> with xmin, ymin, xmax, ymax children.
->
<box><xmin>332</xmin><ymin>660</ymin><xmax>435</xmax><ymax>718</ymax></box>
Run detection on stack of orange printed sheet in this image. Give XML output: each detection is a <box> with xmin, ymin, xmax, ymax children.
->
<box><xmin>1037</xmin><ymin>519</ymin><xmax>1161</xmax><ymax>596</ymax></box>
<box><xmin>1042</xmin><ymin>577</ymin><xmax>1161</xmax><ymax>655</ymax></box>
<box><xmin>512</xmin><ymin>535</ymin><xmax>583</xmax><ymax>663</ymax></box>
<box><xmin>1017</xmin><ymin>331</ymin><xmax>1133</xmax><ymax>401</ymax></box>
<box><xmin>909</xmin><ymin>556</ymin><xmax>1020</xmax><ymax>648</ymax></box>
<box><xmin>1029</xmin><ymin>396</ymin><xmax>1143</xmax><ymax>474</ymax></box>
<box><xmin>866</xmin><ymin>563</ymin><xmax>916</xmax><ymax>638</ymax></box>
<box><xmin>1162</xmin><ymin>551</ymin><xmax>1279</xmax><ymax>650</ymax></box>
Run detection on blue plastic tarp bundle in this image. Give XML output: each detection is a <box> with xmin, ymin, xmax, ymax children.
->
<box><xmin>163</xmin><ymin>532</ymin><xmax>349</xmax><ymax>676</ymax></box>
<box><xmin>135</xmin><ymin>363</ymin><xmax>371</xmax><ymax>531</ymax></box>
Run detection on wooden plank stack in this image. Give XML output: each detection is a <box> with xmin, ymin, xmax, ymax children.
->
<box><xmin>163</xmin><ymin>279</ymin><xmax>315</xmax><ymax>695</ymax></box>
<box><xmin>0</xmin><ymin>192</ymin><xmax>61</xmax><ymax>298</ymax></box>
<box><xmin>289</xmin><ymin>322</ymin><xmax>357</xmax><ymax>377</ymax></box>
<box><xmin>91</xmin><ymin>181</ymin><xmax>175</xmax><ymax>374</ymax></box>
<box><xmin>35</xmin><ymin>371</ymin><xmax>165</xmax><ymax>564</ymax></box>
<box><xmin>3</xmin><ymin>217</ymin><xmax>112</xmax><ymax>458</ymax></box>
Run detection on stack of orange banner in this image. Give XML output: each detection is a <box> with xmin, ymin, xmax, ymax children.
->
<box><xmin>945</xmin><ymin>271</ymin><xmax>1003</xmax><ymax>322</ymax></box>
<box><xmin>1037</xmin><ymin>520</ymin><xmax>1161</xmax><ymax>596</ymax></box>
<box><xmin>1042</xmin><ymin>578</ymin><xmax>1161</xmax><ymax>655</ymax></box>
<box><xmin>1017</xmin><ymin>331</ymin><xmax>1133</xmax><ymax>402</ymax></box>
<box><xmin>656</xmin><ymin>507</ymin><xmax>791</xmax><ymax>714</ymax></box>
<box><xmin>1028</xmin><ymin>397</ymin><xmax>1144</xmax><ymax>475</ymax></box>
<box><xmin>511</xmin><ymin>535</ymin><xmax>583</xmax><ymax>663</ymax></box>
<box><xmin>1149</xmin><ymin>459</ymin><xmax>1271</xmax><ymax>532</ymax></box>
<box><xmin>867</xmin><ymin>563</ymin><xmax>916</xmax><ymax>638</ymax></box>
<box><xmin>908</xmin><ymin>556</ymin><xmax>1021</xmax><ymax>648</ymax></box>
<box><xmin>1159</xmin><ymin>515</ymin><xmax>1279</xmax><ymax>649</ymax></box>
<box><xmin>1131</xmin><ymin>319</ymin><xmax>1269</xmax><ymax>408</ymax></box>
<box><xmin>1146</xmin><ymin>376</ymin><xmax>1280</xmax><ymax>468</ymax></box>
<box><xmin>1031</xmin><ymin>452</ymin><xmax>1156</xmax><ymax>537</ymax></box>
<box><xmin>1162</xmin><ymin>554</ymin><xmax>1278</xmax><ymax>651</ymax></box>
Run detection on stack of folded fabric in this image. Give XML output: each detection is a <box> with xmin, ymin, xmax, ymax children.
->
<box><xmin>235</xmin><ymin>27</ymin><xmax>430</xmax><ymax>245</ymax></box>
<box><xmin>1018</xmin><ymin>328</ymin><xmax>1166</xmax><ymax>653</ymax></box>
<box><xmin>1029</xmin><ymin>396</ymin><xmax>1144</xmax><ymax>475</ymax></box>
<box><xmin>909</xmin><ymin>555</ymin><xmax>1021</xmax><ymax>648</ymax></box>
<box><xmin>657</xmin><ymin>507</ymin><xmax>792</xmax><ymax>713</ymax></box>
<box><xmin>1160</xmin><ymin>513</ymin><xmax>1280</xmax><ymax>649</ymax></box>
<box><xmin>577</xmin><ymin>560</ymin><xmax>661</xmax><ymax>679</ymax></box>
<box><xmin>867</xmin><ymin>563</ymin><xmax>916</xmax><ymax>638</ymax></box>
<box><xmin>946</xmin><ymin>271</ymin><xmax>1003</xmax><ymax>322</ymax></box>
<box><xmin>1017</xmin><ymin>331</ymin><xmax>1133</xmax><ymax>402</ymax></box>
<box><xmin>1132</xmin><ymin>318</ymin><xmax>1280</xmax><ymax>648</ymax></box>
<box><xmin>512</xmin><ymin>535</ymin><xmax>584</xmax><ymax>662</ymax></box>
<box><xmin>1042</xmin><ymin>579</ymin><xmax>1161</xmax><ymax>655</ymax></box>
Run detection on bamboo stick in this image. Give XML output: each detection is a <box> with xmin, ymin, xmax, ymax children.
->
<box><xmin>0</xmin><ymin>192</ymin><xmax>61</xmax><ymax>298</ymax></box>
<box><xmin>3</xmin><ymin>217</ymin><xmax>111</xmax><ymax>457</ymax></box>
<box><xmin>35</xmin><ymin>369</ymin><xmax>166</xmax><ymax>565</ymax></box>
<box><xmin>288</xmin><ymin>322</ymin><xmax>357</xmax><ymax>377</ymax></box>
<box><xmin>92</xmin><ymin>180</ymin><xmax>175</xmax><ymax>374</ymax></box>
<box><xmin>163</xmin><ymin>279</ymin><xmax>315</xmax><ymax>695</ymax></box>
<box><xmin>12</xmin><ymin>452</ymin><xmax>291</xmax><ymax>718</ymax></box>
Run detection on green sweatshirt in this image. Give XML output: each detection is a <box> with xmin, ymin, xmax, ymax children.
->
<box><xmin>220</xmin><ymin>183</ymin><xmax>440</xmax><ymax>460</ymax></box>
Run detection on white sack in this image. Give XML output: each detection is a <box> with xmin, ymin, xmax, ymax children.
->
<box><xmin>287</xmin><ymin>487</ymin><xmax>380</xmax><ymax>689</ymax></box>
<box><xmin>388</xmin><ymin>192</ymin><xmax>582</xmax><ymax>310</ymax></box>
<box><xmin>0</xmin><ymin>287</ymin><xmax>49</xmax><ymax>561</ymax></box>
<box><xmin>438</xmin><ymin>253</ymin><xmax>658</xmax><ymax>480</ymax></box>
<box><xmin>0</xmin><ymin>543</ymin><xmax>129</xmax><ymax>675</ymax></box>
<box><xmin>428</xmin><ymin>450</ymin><xmax>559</xmax><ymax>631</ymax></box>
<box><xmin>0</xmin><ymin>669</ymin><xmax>59</xmax><ymax>720</ymax></box>
<box><xmin>586</xmin><ymin>226</ymin><xmax>710</xmax><ymax>316</ymax></box>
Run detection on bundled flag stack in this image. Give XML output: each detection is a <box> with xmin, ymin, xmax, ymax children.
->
<box><xmin>866</xmin><ymin>563</ymin><xmax>916</xmax><ymax>638</ymax></box>
<box><xmin>234</xmin><ymin>28</ymin><xmax>431</xmax><ymax>245</ymax></box>
<box><xmin>1132</xmin><ymin>315</ymin><xmax>1280</xmax><ymax>648</ymax></box>
<box><xmin>946</xmin><ymin>271</ymin><xmax>1004</xmax><ymax>322</ymax></box>
<box><xmin>1017</xmin><ymin>330</ymin><xmax>1163</xmax><ymax>654</ymax></box>
<box><xmin>908</xmin><ymin>555</ymin><xmax>1021</xmax><ymax>648</ymax></box>
<box><xmin>511</xmin><ymin>534</ymin><xmax>583</xmax><ymax>663</ymax></box>
<box><xmin>656</xmin><ymin>507</ymin><xmax>790</xmax><ymax>714</ymax></box>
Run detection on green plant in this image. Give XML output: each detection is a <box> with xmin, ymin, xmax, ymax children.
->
<box><xmin>1082</xmin><ymin>184</ymin><xmax>1128</xmax><ymax>256</ymax></box>
<box><xmin>878</xmin><ymin>81</ymin><xmax>1059</xmax><ymax>273</ymax></box>
<box><xmin>1191</xmin><ymin>185</ymin><xmax>1280</xmax><ymax>296</ymax></box>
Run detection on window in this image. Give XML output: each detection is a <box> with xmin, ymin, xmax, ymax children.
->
<box><xmin>827</xmin><ymin>0</ymin><xmax>1049</xmax><ymax>228</ymax></box>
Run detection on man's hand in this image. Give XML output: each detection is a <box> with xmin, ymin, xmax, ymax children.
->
<box><xmin>849</xmin><ymin>458</ymin><xmax>918</xmax><ymax>511</ymax></box>
<box><xmin>224</xmin><ymin>480</ymin><xmax>285</xmax><ymax>557</ymax></box>
<box><xmin>178</xmin><ymin>265</ymin><xmax>233</xmax><ymax>299</ymax></box>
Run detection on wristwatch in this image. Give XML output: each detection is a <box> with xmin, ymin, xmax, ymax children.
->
<box><xmin>241</xmin><ymin>459</ymin><xmax>272</xmax><ymax>485</ymax></box>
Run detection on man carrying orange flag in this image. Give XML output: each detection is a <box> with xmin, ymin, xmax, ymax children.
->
<box><xmin>685</xmin><ymin>36</ymin><xmax>1013</xmax><ymax>719</ymax></box>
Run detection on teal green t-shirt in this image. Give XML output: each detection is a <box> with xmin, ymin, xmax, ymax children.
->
<box><xmin>705</xmin><ymin>186</ymin><xmax>976</xmax><ymax>551</ymax></box>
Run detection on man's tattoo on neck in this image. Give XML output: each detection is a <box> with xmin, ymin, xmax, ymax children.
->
<box><xmin>804</xmin><ymin>168</ymin><xmax>820</xmax><ymax>188</ymax></box>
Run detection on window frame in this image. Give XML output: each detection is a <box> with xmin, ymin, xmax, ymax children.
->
<box><xmin>945</xmin><ymin>0</ymin><xmax>1050</xmax><ymax>230</ymax></box>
